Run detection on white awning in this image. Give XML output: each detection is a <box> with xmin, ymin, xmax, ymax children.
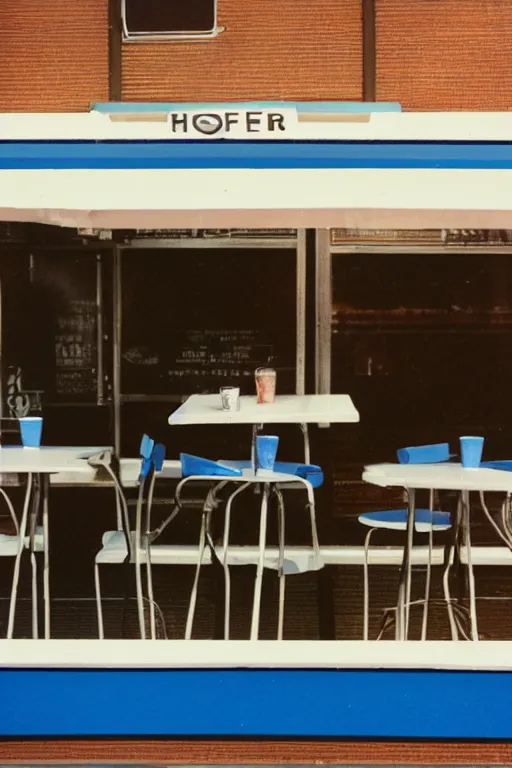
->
<box><xmin>1</xmin><ymin>109</ymin><xmax>512</xmax><ymax>230</ymax></box>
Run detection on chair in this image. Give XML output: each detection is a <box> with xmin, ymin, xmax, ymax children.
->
<box><xmin>358</xmin><ymin>444</ymin><xmax>452</xmax><ymax>640</ymax></box>
<box><xmin>1</xmin><ymin>478</ymin><xmax>45</xmax><ymax>638</ymax></box>
<box><xmin>93</xmin><ymin>435</ymin><xmax>158</xmax><ymax>639</ymax></box>
<box><xmin>178</xmin><ymin>454</ymin><xmax>321</xmax><ymax>641</ymax></box>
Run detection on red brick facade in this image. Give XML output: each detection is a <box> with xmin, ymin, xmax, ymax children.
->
<box><xmin>0</xmin><ymin>0</ymin><xmax>108</xmax><ymax>111</ymax></box>
<box><xmin>0</xmin><ymin>0</ymin><xmax>511</xmax><ymax>111</ymax></box>
<box><xmin>376</xmin><ymin>0</ymin><xmax>512</xmax><ymax>110</ymax></box>
<box><xmin>122</xmin><ymin>0</ymin><xmax>363</xmax><ymax>102</ymax></box>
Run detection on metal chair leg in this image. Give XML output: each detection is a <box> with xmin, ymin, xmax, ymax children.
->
<box><xmin>145</xmin><ymin>474</ymin><xmax>158</xmax><ymax>640</ymax></box>
<box><xmin>250</xmin><ymin>483</ymin><xmax>270</xmax><ymax>641</ymax></box>
<box><xmin>30</xmin><ymin>551</ymin><xmax>38</xmax><ymax>640</ymax></box>
<box><xmin>185</xmin><ymin>508</ymin><xmax>209</xmax><ymax>640</ymax></box>
<box><xmin>7</xmin><ymin>473</ymin><xmax>33</xmax><ymax>639</ymax></box>
<box><xmin>28</xmin><ymin>486</ymin><xmax>39</xmax><ymax>640</ymax></box>
<box><xmin>134</xmin><ymin>482</ymin><xmax>146</xmax><ymax>640</ymax></box>
<box><xmin>421</xmin><ymin>518</ymin><xmax>434</xmax><ymax>641</ymax></box>
<box><xmin>275</xmin><ymin>488</ymin><xmax>286</xmax><ymax>640</ymax></box>
<box><xmin>221</xmin><ymin>483</ymin><xmax>251</xmax><ymax>640</ymax></box>
<box><xmin>94</xmin><ymin>562</ymin><xmax>105</xmax><ymax>639</ymax></box>
<box><xmin>145</xmin><ymin>538</ymin><xmax>156</xmax><ymax>640</ymax></box>
<box><xmin>363</xmin><ymin>527</ymin><xmax>376</xmax><ymax>640</ymax></box>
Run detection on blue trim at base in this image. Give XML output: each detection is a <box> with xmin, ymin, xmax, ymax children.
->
<box><xmin>0</xmin><ymin>140</ymin><xmax>512</xmax><ymax>170</ymax></box>
<box><xmin>2</xmin><ymin>668</ymin><xmax>512</xmax><ymax>738</ymax></box>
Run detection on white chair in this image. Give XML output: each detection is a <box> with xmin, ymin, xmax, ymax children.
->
<box><xmin>359</xmin><ymin>493</ymin><xmax>452</xmax><ymax>640</ymax></box>
<box><xmin>176</xmin><ymin>455</ymin><xmax>322</xmax><ymax>641</ymax></box>
<box><xmin>93</xmin><ymin>439</ymin><xmax>181</xmax><ymax>640</ymax></box>
<box><xmin>1</xmin><ymin>479</ymin><xmax>45</xmax><ymax>639</ymax></box>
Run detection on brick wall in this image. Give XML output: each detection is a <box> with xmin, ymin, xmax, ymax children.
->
<box><xmin>376</xmin><ymin>0</ymin><xmax>512</xmax><ymax>110</ymax></box>
<box><xmin>1</xmin><ymin>1</ymin><xmax>512</xmax><ymax>113</ymax></box>
<box><xmin>0</xmin><ymin>0</ymin><xmax>109</xmax><ymax>112</ymax></box>
<box><xmin>122</xmin><ymin>0</ymin><xmax>363</xmax><ymax>102</ymax></box>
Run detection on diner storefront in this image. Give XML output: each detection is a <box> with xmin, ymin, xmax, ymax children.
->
<box><xmin>1</xmin><ymin>103</ymin><xmax>512</xmax><ymax>760</ymax></box>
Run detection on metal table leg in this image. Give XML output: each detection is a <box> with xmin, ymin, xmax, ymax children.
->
<box><xmin>462</xmin><ymin>489</ymin><xmax>479</xmax><ymax>641</ymax></box>
<box><xmin>275</xmin><ymin>488</ymin><xmax>286</xmax><ymax>640</ymax></box>
<box><xmin>250</xmin><ymin>482</ymin><xmax>270</xmax><ymax>641</ymax></box>
<box><xmin>443</xmin><ymin>495</ymin><xmax>462</xmax><ymax>641</ymax></box>
<box><xmin>28</xmin><ymin>475</ymin><xmax>40</xmax><ymax>639</ymax></box>
<box><xmin>42</xmin><ymin>474</ymin><xmax>51</xmax><ymax>639</ymax></box>
<box><xmin>300</xmin><ymin>423</ymin><xmax>311</xmax><ymax>464</ymax></box>
<box><xmin>397</xmin><ymin>488</ymin><xmax>416</xmax><ymax>641</ymax></box>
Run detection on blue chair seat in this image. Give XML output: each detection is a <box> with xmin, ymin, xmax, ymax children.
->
<box><xmin>358</xmin><ymin>509</ymin><xmax>451</xmax><ymax>533</ymax></box>
<box><xmin>220</xmin><ymin>460</ymin><xmax>324</xmax><ymax>488</ymax></box>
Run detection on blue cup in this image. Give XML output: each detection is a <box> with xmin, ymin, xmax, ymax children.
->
<box><xmin>256</xmin><ymin>435</ymin><xmax>279</xmax><ymax>472</ymax></box>
<box><xmin>460</xmin><ymin>436</ymin><xmax>484</xmax><ymax>469</ymax></box>
<box><xmin>19</xmin><ymin>417</ymin><xmax>43</xmax><ymax>448</ymax></box>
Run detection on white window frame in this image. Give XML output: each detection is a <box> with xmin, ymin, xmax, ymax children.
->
<box><xmin>121</xmin><ymin>0</ymin><xmax>224</xmax><ymax>42</ymax></box>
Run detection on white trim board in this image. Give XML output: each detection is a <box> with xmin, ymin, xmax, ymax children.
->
<box><xmin>1</xmin><ymin>640</ymin><xmax>512</xmax><ymax>671</ymax></box>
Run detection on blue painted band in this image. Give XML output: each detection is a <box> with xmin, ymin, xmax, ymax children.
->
<box><xmin>1</xmin><ymin>667</ymin><xmax>512</xmax><ymax>738</ymax></box>
<box><xmin>0</xmin><ymin>140</ymin><xmax>511</xmax><ymax>170</ymax></box>
<box><xmin>92</xmin><ymin>101</ymin><xmax>403</xmax><ymax>113</ymax></box>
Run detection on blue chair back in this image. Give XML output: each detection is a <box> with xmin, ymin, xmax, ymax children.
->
<box><xmin>140</xmin><ymin>434</ymin><xmax>155</xmax><ymax>460</ymax></box>
<box><xmin>138</xmin><ymin>434</ymin><xmax>155</xmax><ymax>480</ymax></box>
<box><xmin>152</xmin><ymin>443</ymin><xmax>166</xmax><ymax>472</ymax></box>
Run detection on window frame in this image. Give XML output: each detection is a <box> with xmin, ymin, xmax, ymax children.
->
<box><xmin>121</xmin><ymin>0</ymin><xmax>223</xmax><ymax>42</ymax></box>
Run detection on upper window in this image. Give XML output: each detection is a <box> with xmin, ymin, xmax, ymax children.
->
<box><xmin>122</xmin><ymin>0</ymin><xmax>220</xmax><ymax>40</ymax></box>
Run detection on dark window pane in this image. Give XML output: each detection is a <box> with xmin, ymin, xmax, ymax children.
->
<box><xmin>125</xmin><ymin>0</ymin><xmax>215</xmax><ymax>34</ymax></box>
<box><xmin>121</xmin><ymin>248</ymin><xmax>297</xmax><ymax>396</ymax></box>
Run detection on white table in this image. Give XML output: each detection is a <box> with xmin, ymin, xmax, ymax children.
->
<box><xmin>169</xmin><ymin>394</ymin><xmax>359</xmax><ymax>425</ymax></box>
<box><xmin>0</xmin><ymin>446</ymin><xmax>109</xmax><ymax>640</ymax></box>
<box><xmin>363</xmin><ymin>462</ymin><xmax>512</xmax><ymax>642</ymax></box>
<box><xmin>169</xmin><ymin>393</ymin><xmax>359</xmax><ymax>465</ymax></box>
<box><xmin>168</xmin><ymin>394</ymin><xmax>359</xmax><ymax>640</ymax></box>
<box><xmin>0</xmin><ymin>446</ymin><xmax>109</xmax><ymax>475</ymax></box>
<box><xmin>363</xmin><ymin>463</ymin><xmax>512</xmax><ymax>493</ymax></box>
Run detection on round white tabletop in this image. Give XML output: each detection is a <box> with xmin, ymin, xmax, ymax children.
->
<box><xmin>363</xmin><ymin>462</ymin><xmax>512</xmax><ymax>492</ymax></box>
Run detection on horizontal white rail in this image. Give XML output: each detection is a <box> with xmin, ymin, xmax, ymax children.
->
<box><xmin>3</xmin><ymin>639</ymin><xmax>512</xmax><ymax>670</ymax></box>
<box><xmin>108</xmin><ymin>544</ymin><xmax>512</xmax><ymax>568</ymax></box>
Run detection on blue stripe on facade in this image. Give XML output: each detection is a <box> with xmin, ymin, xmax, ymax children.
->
<box><xmin>1</xmin><ymin>667</ymin><xmax>512</xmax><ymax>738</ymax></box>
<box><xmin>0</xmin><ymin>140</ymin><xmax>511</xmax><ymax>170</ymax></box>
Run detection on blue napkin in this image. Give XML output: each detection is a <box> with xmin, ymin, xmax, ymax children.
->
<box><xmin>220</xmin><ymin>460</ymin><xmax>324</xmax><ymax>488</ymax></box>
<box><xmin>180</xmin><ymin>453</ymin><xmax>243</xmax><ymax>478</ymax></box>
<box><xmin>397</xmin><ymin>443</ymin><xmax>450</xmax><ymax>465</ymax></box>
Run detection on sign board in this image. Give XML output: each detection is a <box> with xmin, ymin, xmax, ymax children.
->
<box><xmin>167</xmin><ymin>108</ymin><xmax>298</xmax><ymax>138</ymax></box>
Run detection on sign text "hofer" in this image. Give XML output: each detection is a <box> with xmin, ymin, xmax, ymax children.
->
<box><xmin>168</xmin><ymin>109</ymin><xmax>290</xmax><ymax>137</ymax></box>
